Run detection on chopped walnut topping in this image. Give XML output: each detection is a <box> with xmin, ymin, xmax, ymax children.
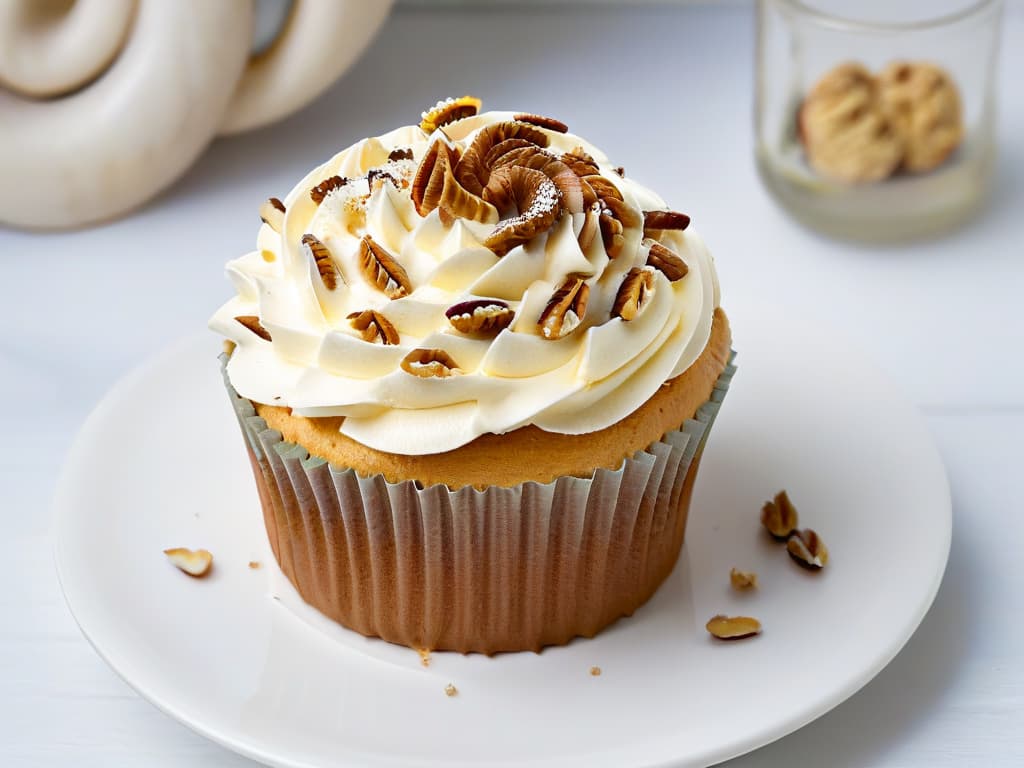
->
<box><xmin>645</xmin><ymin>241</ymin><xmax>688</xmax><ymax>281</ymax></box>
<box><xmin>301</xmin><ymin>233</ymin><xmax>340</xmax><ymax>290</ymax></box>
<box><xmin>611</xmin><ymin>267</ymin><xmax>655</xmax><ymax>321</ymax></box>
<box><xmin>309</xmin><ymin>175</ymin><xmax>349</xmax><ymax>205</ymax></box>
<box><xmin>730</xmin><ymin>568</ymin><xmax>759</xmax><ymax>590</ymax></box>
<box><xmin>400</xmin><ymin>348</ymin><xmax>461</xmax><ymax>378</ymax></box>
<box><xmin>347</xmin><ymin>309</ymin><xmax>400</xmax><ymax>345</ymax></box>
<box><xmin>539</xmin><ymin>275</ymin><xmax>589</xmax><ymax>340</ymax></box>
<box><xmin>445</xmin><ymin>299</ymin><xmax>514</xmax><ymax>335</ymax></box>
<box><xmin>787</xmin><ymin>529</ymin><xmax>829</xmax><ymax>570</ymax></box>
<box><xmin>706</xmin><ymin>615</ymin><xmax>762</xmax><ymax>641</ymax></box>
<box><xmin>359</xmin><ymin>235</ymin><xmax>412</xmax><ymax>298</ymax></box>
<box><xmin>388</xmin><ymin>147</ymin><xmax>414</xmax><ymax>162</ymax></box>
<box><xmin>761</xmin><ymin>490</ymin><xmax>799</xmax><ymax>541</ymax></box>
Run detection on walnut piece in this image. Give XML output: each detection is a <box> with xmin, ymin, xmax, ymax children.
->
<box><xmin>359</xmin><ymin>235</ymin><xmax>412</xmax><ymax>298</ymax></box>
<box><xmin>445</xmin><ymin>299</ymin><xmax>514</xmax><ymax>335</ymax></box>
<box><xmin>234</xmin><ymin>315</ymin><xmax>271</xmax><ymax>342</ymax></box>
<box><xmin>730</xmin><ymin>568</ymin><xmax>759</xmax><ymax>591</ymax></box>
<box><xmin>787</xmin><ymin>528</ymin><xmax>829</xmax><ymax>570</ymax></box>
<box><xmin>400</xmin><ymin>348</ymin><xmax>461</xmax><ymax>378</ymax></box>
<box><xmin>538</xmin><ymin>275</ymin><xmax>589</xmax><ymax>340</ymax></box>
<box><xmin>164</xmin><ymin>547</ymin><xmax>213</xmax><ymax>578</ymax></box>
<box><xmin>761</xmin><ymin>490</ymin><xmax>799</xmax><ymax>541</ymax></box>
<box><xmin>706</xmin><ymin>614</ymin><xmax>762</xmax><ymax>641</ymax></box>
<box><xmin>348</xmin><ymin>309</ymin><xmax>400</xmax><ymax>345</ymax></box>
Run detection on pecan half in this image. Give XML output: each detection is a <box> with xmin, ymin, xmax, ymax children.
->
<box><xmin>482</xmin><ymin>166</ymin><xmax>562</xmax><ymax>256</ymax></box>
<box><xmin>483</xmin><ymin>138</ymin><xmax>538</xmax><ymax>169</ymax></box>
<box><xmin>310</xmin><ymin>175</ymin><xmax>348</xmax><ymax>205</ymax></box>
<box><xmin>234</xmin><ymin>315</ymin><xmax>271</xmax><ymax>342</ymax></box>
<box><xmin>513</xmin><ymin>113</ymin><xmax>569</xmax><ymax>133</ymax></box>
<box><xmin>599</xmin><ymin>211</ymin><xmax>624</xmax><ymax>259</ymax></box>
<box><xmin>643</xmin><ymin>209</ymin><xmax>691</xmax><ymax>236</ymax></box>
<box><xmin>456</xmin><ymin>121</ymin><xmax>550</xmax><ymax>195</ymax></box>
<box><xmin>400</xmin><ymin>348</ymin><xmax>461</xmax><ymax>378</ymax></box>
<box><xmin>761</xmin><ymin>490</ymin><xmax>799</xmax><ymax>540</ymax></box>
<box><xmin>538</xmin><ymin>275</ymin><xmax>589</xmax><ymax>340</ymax></box>
<box><xmin>301</xmin><ymin>233</ymin><xmax>340</xmax><ymax>290</ymax></box>
<box><xmin>411</xmin><ymin>139</ymin><xmax>460</xmax><ymax>217</ymax></box>
<box><xmin>787</xmin><ymin>529</ymin><xmax>829</xmax><ymax>570</ymax></box>
<box><xmin>445</xmin><ymin>299</ymin><xmax>514</xmax><ymax>335</ymax></box>
<box><xmin>359</xmin><ymin>235</ymin><xmax>412</xmax><ymax>299</ymax></box>
<box><xmin>706</xmin><ymin>615</ymin><xmax>762</xmax><ymax>641</ymax></box>
<box><xmin>646</xmin><ymin>241</ymin><xmax>688</xmax><ymax>281</ymax></box>
<box><xmin>258</xmin><ymin>197</ymin><xmax>285</xmax><ymax>232</ymax></box>
<box><xmin>730</xmin><ymin>568</ymin><xmax>759</xmax><ymax>591</ymax></box>
<box><xmin>601</xmin><ymin>194</ymin><xmax>641</xmax><ymax>229</ymax></box>
<box><xmin>347</xmin><ymin>309</ymin><xmax>400</xmax><ymax>345</ymax></box>
<box><xmin>611</xmin><ymin>267</ymin><xmax>655</xmax><ymax>321</ymax></box>
<box><xmin>419</xmin><ymin>95</ymin><xmax>482</xmax><ymax>133</ymax></box>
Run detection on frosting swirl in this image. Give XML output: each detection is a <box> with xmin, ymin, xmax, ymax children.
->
<box><xmin>210</xmin><ymin>107</ymin><xmax>721</xmax><ymax>455</ymax></box>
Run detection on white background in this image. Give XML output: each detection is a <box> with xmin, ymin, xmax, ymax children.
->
<box><xmin>2</xmin><ymin>1</ymin><xmax>1022</xmax><ymax>766</ymax></box>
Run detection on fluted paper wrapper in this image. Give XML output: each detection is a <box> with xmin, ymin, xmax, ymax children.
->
<box><xmin>222</xmin><ymin>354</ymin><xmax>736</xmax><ymax>654</ymax></box>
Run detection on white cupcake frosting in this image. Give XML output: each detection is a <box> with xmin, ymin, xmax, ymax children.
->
<box><xmin>210</xmin><ymin>109</ymin><xmax>720</xmax><ymax>455</ymax></box>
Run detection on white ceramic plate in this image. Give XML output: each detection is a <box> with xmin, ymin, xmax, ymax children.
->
<box><xmin>53</xmin><ymin>313</ymin><xmax>950</xmax><ymax>768</ymax></box>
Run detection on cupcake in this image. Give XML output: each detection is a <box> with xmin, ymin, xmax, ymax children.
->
<box><xmin>211</xmin><ymin>97</ymin><xmax>734</xmax><ymax>654</ymax></box>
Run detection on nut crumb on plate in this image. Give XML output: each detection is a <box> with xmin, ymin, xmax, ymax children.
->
<box><xmin>706</xmin><ymin>614</ymin><xmax>762</xmax><ymax>641</ymax></box>
<box><xmin>248</xmin><ymin>561</ymin><xmax>261</xmax><ymax>570</ymax></box>
<box><xmin>590</xmin><ymin>666</ymin><xmax>602</xmax><ymax>676</ymax></box>
<box><xmin>761</xmin><ymin>490</ymin><xmax>799</xmax><ymax>540</ymax></box>
<box><xmin>417</xmin><ymin>648</ymin><xmax>431</xmax><ymax>668</ymax></box>
<box><xmin>444</xmin><ymin>683</ymin><xmax>458</xmax><ymax>697</ymax></box>
<box><xmin>163</xmin><ymin>547</ymin><xmax>213</xmax><ymax>578</ymax></box>
<box><xmin>787</xmin><ymin>528</ymin><xmax>829</xmax><ymax>570</ymax></box>
<box><xmin>730</xmin><ymin>568</ymin><xmax>758</xmax><ymax>590</ymax></box>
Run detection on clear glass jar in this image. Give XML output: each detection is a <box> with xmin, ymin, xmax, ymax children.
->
<box><xmin>755</xmin><ymin>0</ymin><xmax>1003</xmax><ymax>241</ymax></box>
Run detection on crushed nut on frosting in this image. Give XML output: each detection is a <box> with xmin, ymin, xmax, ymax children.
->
<box><xmin>787</xmin><ymin>528</ymin><xmax>829</xmax><ymax>570</ymax></box>
<box><xmin>761</xmin><ymin>490</ymin><xmax>799</xmax><ymax>541</ymax></box>
<box><xmin>539</xmin><ymin>274</ymin><xmax>590</xmax><ymax>340</ymax></box>
<box><xmin>706</xmin><ymin>614</ymin><xmax>762</xmax><ymax>641</ymax></box>
<box><xmin>348</xmin><ymin>309</ymin><xmax>400</xmax><ymax>345</ymax></box>
<box><xmin>445</xmin><ymin>299</ymin><xmax>514</xmax><ymax>335</ymax></box>
<box><xmin>258</xmin><ymin>197</ymin><xmax>286</xmax><ymax>232</ymax></box>
<box><xmin>730</xmin><ymin>568</ymin><xmax>759</xmax><ymax>591</ymax></box>
<box><xmin>164</xmin><ymin>547</ymin><xmax>213</xmax><ymax>578</ymax></box>
<box><xmin>234</xmin><ymin>315</ymin><xmax>271</xmax><ymax>342</ymax></box>
<box><xmin>309</xmin><ymin>174</ymin><xmax>349</xmax><ymax>205</ymax></box>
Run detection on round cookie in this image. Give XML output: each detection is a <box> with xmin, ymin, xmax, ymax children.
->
<box><xmin>878</xmin><ymin>60</ymin><xmax>964</xmax><ymax>173</ymax></box>
<box><xmin>799</xmin><ymin>62</ymin><xmax>904</xmax><ymax>183</ymax></box>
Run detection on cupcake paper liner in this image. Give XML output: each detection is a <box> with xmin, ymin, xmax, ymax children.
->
<box><xmin>222</xmin><ymin>353</ymin><xmax>736</xmax><ymax>654</ymax></box>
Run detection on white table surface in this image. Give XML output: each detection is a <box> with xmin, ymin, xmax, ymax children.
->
<box><xmin>3</xmin><ymin>3</ymin><xmax>1023</xmax><ymax>766</ymax></box>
